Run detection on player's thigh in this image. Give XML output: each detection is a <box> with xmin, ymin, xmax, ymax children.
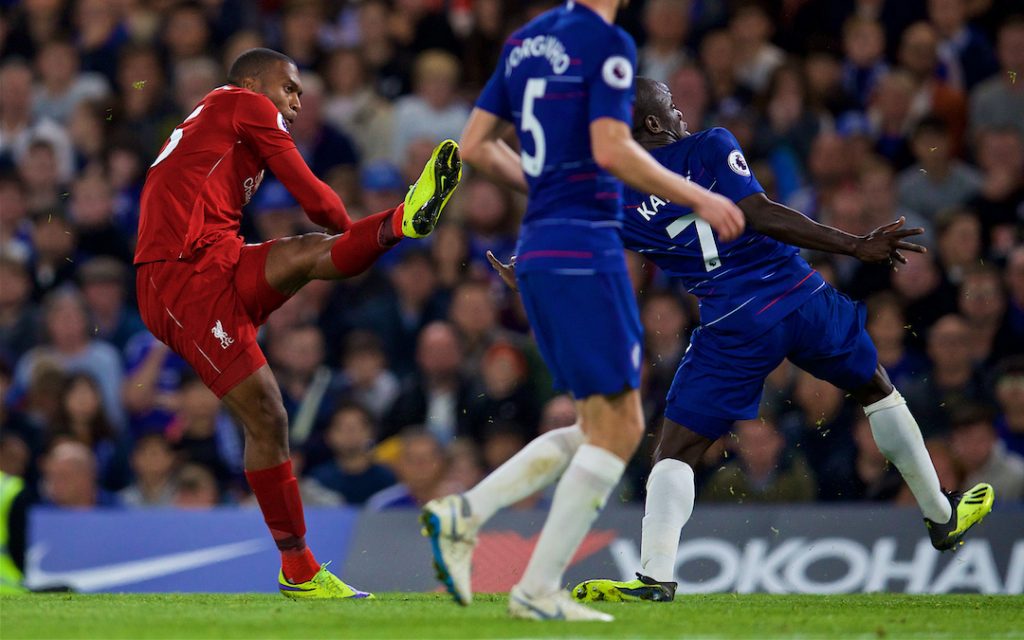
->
<box><xmin>259</xmin><ymin>233</ymin><xmax>336</xmax><ymax>297</ymax></box>
<box><xmin>786</xmin><ymin>287</ymin><xmax>879</xmax><ymax>392</ymax></box>
<box><xmin>664</xmin><ymin>323</ymin><xmax>789</xmax><ymax>441</ymax></box>
<box><xmin>139</xmin><ymin>259</ymin><xmax>267</xmax><ymax>399</ymax></box>
<box><xmin>518</xmin><ymin>269</ymin><xmax>643</xmax><ymax>400</ymax></box>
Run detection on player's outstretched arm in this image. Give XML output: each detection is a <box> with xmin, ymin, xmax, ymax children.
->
<box><xmin>460</xmin><ymin>108</ymin><xmax>529</xmax><ymax>194</ymax></box>
<box><xmin>739</xmin><ymin>193</ymin><xmax>926</xmax><ymax>264</ymax></box>
<box><xmin>590</xmin><ymin>118</ymin><xmax>745</xmax><ymax>241</ymax></box>
<box><xmin>267</xmin><ymin>149</ymin><xmax>352</xmax><ymax>233</ymax></box>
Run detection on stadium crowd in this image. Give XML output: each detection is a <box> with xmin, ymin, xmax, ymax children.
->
<box><xmin>0</xmin><ymin>0</ymin><xmax>1022</xmax><ymax>513</ymax></box>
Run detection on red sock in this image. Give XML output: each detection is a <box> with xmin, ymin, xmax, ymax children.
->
<box><xmin>329</xmin><ymin>206</ymin><xmax>402</xmax><ymax>277</ymax></box>
<box><xmin>245</xmin><ymin>460</ymin><xmax>320</xmax><ymax>583</ymax></box>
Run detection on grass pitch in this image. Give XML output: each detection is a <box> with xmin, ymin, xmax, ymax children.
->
<box><xmin>1</xmin><ymin>593</ymin><xmax>1021</xmax><ymax>639</ymax></box>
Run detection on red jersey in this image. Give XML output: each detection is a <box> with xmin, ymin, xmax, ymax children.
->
<box><xmin>134</xmin><ymin>86</ymin><xmax>297</xmax><ymax>265</ymax></box>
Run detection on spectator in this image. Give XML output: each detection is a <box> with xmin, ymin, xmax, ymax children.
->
<box><xmin>968</xmin><ymin>17</ymin><xmax>1024</xmax><ymax>140</ymax></box>
<box><xmin>969</xmin><ymin>128</ymin><xmax>1024</xmax><ymax>255</ymax></box>
<box><xmin>641</xmin><ymin>291</ymin><xmax>689</xmax><ymax>398</ymax></box>
<box><xmin>78</xmin><ymin>257</ymin><xmax>144</xmax><ymax>353</ymax></box>
<box><xmin>461</xmin><ymin>0</ymin><xmax>508</xmax><ymax>94</ymax></box>
<box><xmin>166</xmin><ymin>374</ymin><xmax>242</xmax><ymax>489</ymax></box>
<box><xmin>845</xmin><ymin>415</ymin><xmax>904</xmax><ymax>502</ymax></box>
<box><xmin>0</xmin><ymin>173</ymin><xmax>32</xmax><ymax>263</ymax></box>
<box><xmin>948</xmin><ymin>404</ymin><xmax>1024</xmax><ymax>502</ymax></box>
<box><xmin>358</xmin><ymin>0</ymin><xmax>413</xmax><ymax>100</ymax></box>
<box><xmin>994</xmin><ymin>356</ymin><xmax>1024</xmax><ymax>457</ymax></box>
<box><xmin>49</xmin><ymin>372</ymin><xmax>128</xmax><ymax>490</ymax></box>
<box><xmin>1</xmin><ymin>59</ymin><xmax>74</xmax><ymax>183</ymax></box>
<box><xmin>895</xmin><ymin>117</ymin><xmax>982</xmax><ymax>220</ymax></box>
<box><xmin>753</xmin><ymin>62</ymin><xmax>823</xmax><ymax>168</ymax></box>
<box><xmin>119</xmin><ymin>434</ymin><xmax>177</xmax><ymax>507</ymax></box>
<box><xmin>867</xmin><ymin>70</ymin><xmax>917</xmax><ymax>169</ymax></box>
<box><xmin>307</xmin><ymin>404</ymin><xmax>397</xmax><ymax>506</ymax></box>
<box><xmin>353</xmin><ymin>249</ymin><xmax>449</xmax><ymax>377</ymax></box>
<box><xmin>448</xmin><ymin>280</ymin><xmax>510</xmax><ymax>377</ymax></box>
<box><xmin>465</xmin><ymin>341</ymin><xmax>540</xmax><ymax>443</ymax></box>
<box><xmin>442</xmin><ymin>438</ymin><xmax>485</xmax><ymax>496</ymax></box>
<box><xmin>958</xmin><ymin>266</ymin><xmax>1017</xmax><ymax>363</ymax></box>
<box><xmin>40</xmin><ymin>441</ymin><xmax>119</xmax><ymax>508</ymax></box>
<box><xmin>928</xmin><ymin>0</ymin><xmax>999</xmax><ymax>91</ymax></box>
<box><xmin>699</xmin><ymin>29</ymin><xmax>749</xmax><ymax>118</ymax></box>
<box><xmin>162</xmin><ymin>1</ymin><xmax>212</xmax><ymax>65</ymax></box>
<box><xmin>391</xmin><ymin>50</ymin><xmax>470</xmax><ymax>164</ymax></box>
<box><xmin>289</xmin><ymin>73</ymin><xmax>359</xmax><ymax>177</ymax></box>
<box><xmin>701</xmin><ymin>418</ymin><xmax>817</xmax><ymax>503</ymax></box>
<box><xmin>32</xmin><ymin>37</ymin><xmax>110</xmax><ymax>125</ymax></box>
<box><xmin>865</xmin><ymin>292</ymin><xmax>928</xmax><ymax>390</ymax></box>
<box><xmin>896</xmin><ymin>22</ymin><xmax>967</xmax><ymax>151</ymax></box>
<box><xmin>76</xmin><ymin>0</ymin><xmax>129</xmax><ymax>84</ymax></box>
<box><xmin>0</xmin><ymin>256</ymin><xmax>39</xmax><ymax>365</ymax></box>
<box><xmin>903</xmin><ymin>314</ymin><xmax>988</xmax><ymax>435</ymax></box>
<box><xmin>172</xmin><ymin>463</ymin><xmax>221</xmax><ymax>509</ymax></box>
<box><xmin>121</xmin><ymin>333</ymin><xmax>189</xmax><ymax>436</ymax></box>
<box><xmin>323</xmin><ymin>48</ymin><xmax>395</xmax><ymax>164</ymax></box>
<box><xmin>1007</xmin><ymin>247</ymin><xmax>1024</xmax><ymax>341</ymax></box>
<box><xmin>337</xmin><ymin>331</ymin><xmax>400</xmax><ymax>423</ymax></box>
<box><xmin>730</xmin><ymin>3</ymin><xmax>785</xmax><ymax>94</ymax></box>
<box><xmin>385</xmin><ymin>321</ymin><xmax>472</xmax><ymax>444</ymax></box>
<box><xmin>668</xmin><ymin>63</ymin><xmax>711</xmax><ymax>133</ymax></box>
<box><xmin>890</xmin><ymin>253</ymin><xmax>958</xmax><ymax>346</ymax></box>
<box><xmin>538</xmin><ymin>394</ymin><xmax>578</xmax><ymax>434</ymax></box>
<box><xmin>638</xmin><ymin>0</ymin><xmax>691</xmax><ymax>84</ymax></box>
<box><xmin>112</xmin><ymin>44</ymin><xmax>176</xmax><ymax>159</ymax></box>
<box><xmin>13</xmin><ymin>287</ymin><xmax>125</xmax><ymax>429</ymax></box>
<box><xmin>19</xmin><ymin>138</ymin><xmax>66</xmax><ymax>215</ymax></box>
<box><xmin>781</xmin><ymin>371</ymin><xmax>858</xmax><ymax>500</ymax></box>
<box><xmin>366</xmin><ymin>427</ymin><xmax>447</xmax><ymax>510</ymax></box>
<box><xmin>267</xmin><ymin>323</ymin><xmax>341</xmax><ymax>441</ymax></box>
<box><xmin>461</xmin><ymin>178</ymin><xmax>519</xmax><ymax>277</ymax></box>
<box><xmin>841</xmin><ymin>17</ymin><xmax>889</xmax><ymax>109</ymax></box>
<box><xmin>934</xmin><ymin>207</ymin><xmax>982</xmax><ymax>286</ymax></box>
<box><xmin>171</xmin><ymin>57</ymin><xmax>221</xmax><ymax>118</ymax></box>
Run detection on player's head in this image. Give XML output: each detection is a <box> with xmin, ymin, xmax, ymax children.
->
<box><xmin>227</xmin><ymin>48</ymin><xmax>303</xmax><ymax>124</ymax></box>
<box><xmin>632</xmin><ymin>77</ymin><xmax>687</xmax><ymax>147</ymax></box>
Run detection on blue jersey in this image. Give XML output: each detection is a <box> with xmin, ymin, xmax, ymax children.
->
<box><xmin>476</xmin><ymin>1</ymin><xmax>636</xmax><ymax>273</ymax></box>
<box><xmin>621</xmin><ymin>129</ymin><xmax>827</xmax><ymax>336</ymax></box>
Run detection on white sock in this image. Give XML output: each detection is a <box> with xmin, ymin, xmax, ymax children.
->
<box><xmin>465</xmin><ymin>424</ymin><xmax>584</xmax><ymax>525</ymax></box>
<box><xmin>640</xmin><ymin>458</ymin><xmax>694</xmax><ymax>583</ymax></box>
<box><xmin>865</xmin><ymin>389</ymin><xmax>952</xmax><ymax>523</ymax></box>
<box><xmin>517</xmin><ymin>444</ymin><xmax>625</xmax><ymax>596</ymax></box>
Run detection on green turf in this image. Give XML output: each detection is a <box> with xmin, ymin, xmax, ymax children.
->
<box><xmin>1</xmin><ymin>593</ymin><xmax>1021</xmax><ymax>639</ymax></box>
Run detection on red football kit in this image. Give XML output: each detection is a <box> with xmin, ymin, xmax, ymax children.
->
<box><xmin>135</xmin><ymin>85</ymin><xmax>355</xmax><ymax>397</ymax></box>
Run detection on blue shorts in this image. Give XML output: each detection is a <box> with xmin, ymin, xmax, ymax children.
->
<box><xmin>518</xmin><ymin>270</ymin><xmax>642</xmax><ymax>399</ymax></box>
<box><xmin>665</xmin><ymin>286</ymin><xmax>878</xmax><ymax>439</ymax></box>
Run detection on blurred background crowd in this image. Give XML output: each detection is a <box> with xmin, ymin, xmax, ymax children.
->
<box><xmin>0</xmin><ymin>0</ymin><xmax>1022</xmax><ymax>514</ymax></box>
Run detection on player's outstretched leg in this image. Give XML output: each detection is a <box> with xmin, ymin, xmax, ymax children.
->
<box><xmin>223</xmin><ymin>366</ymin><xmax>371</xmax><ymax>599</ymax></box>
<box><xmin>855</xmin><ymin>371</ymin><xmax>995</xmax><ymax>550</ymax></box>
<box><xmin>421</xmin><ymin>424</ymin><xmax>585</xmax><ymax>605</ymax></box>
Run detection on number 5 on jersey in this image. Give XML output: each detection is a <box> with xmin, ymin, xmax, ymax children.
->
<box><xmin>667</xmin><ymin>214</ymin><xmax>722</xmax><ymax>272</ymax></box>
<box><xmin>520</xmin><ymin>78</ymin><xmax>547</xmax><ymax>177</ymax></box>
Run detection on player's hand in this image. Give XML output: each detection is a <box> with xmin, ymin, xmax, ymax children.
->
<box><xmin>855</xmin><ymin>216</ymin><xmax>926</xmax><ymax>265</ymax></box>
<box><xmin>694</xmin><ymin>192</ymin><xmax>745</xmax><ymax>241</ymax></box>
<box><xmin>486</xmin><ymin>251</ymin><xmax>518</xmax><ymax>292</ymax></box>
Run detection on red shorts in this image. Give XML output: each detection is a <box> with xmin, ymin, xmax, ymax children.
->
<box><xmin>136</xmin><ymin>236</ymin><xmax>290</xmax><ymax>398</ymax></box>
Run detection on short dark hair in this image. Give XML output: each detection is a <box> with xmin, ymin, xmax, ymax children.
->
<box><xmin>949</xmin><ymin>403</ymin><xmax>997</xmax><ymax>431</ymax></box>
<box><xmin>632</xmin><ymin>77</ymin><xmax>665</xmax><ymax>134</ymax></box>
<box><xmin>227</xmin><ymin>48</ymin><xmax>294</xmax><ymax>86</ymax></box>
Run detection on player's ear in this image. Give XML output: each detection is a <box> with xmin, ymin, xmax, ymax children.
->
<box><xmin>240</xmin><ymin>76</ymin><xmax>259</xmax><ymax>92</ymax></box>
<box><xmin>644</xmin><ymin>114</ymin><xmax>662</xmax><ymax>135</ymax></box>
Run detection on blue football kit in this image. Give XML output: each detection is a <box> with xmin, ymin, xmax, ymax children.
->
<box><xmin>476</xmin><ymin>1</ymin><xmax>643</xmax><ymax>398</ymax></box>
<box><xmin>620</xmin><ymin>129</ymin><xmax>878</xmax><ymax>438</ymax></box>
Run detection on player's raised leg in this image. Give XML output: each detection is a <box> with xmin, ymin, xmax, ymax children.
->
<box><xmin>850</xmin><ymin>366</ymin><xmax>994</xmax><ymax>550</ymax></box>
<box><xmin>221</xmin><ymin>366</ymin><xmax>370</xmax><ymax>598</ymax></box>
<box><xmin>261</xmin><ymin>139</ymin><xmax>462</xmax><ymax>295</ymax></box>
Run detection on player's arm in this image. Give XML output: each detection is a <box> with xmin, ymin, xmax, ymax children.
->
<box><xmin>590</xmin><ymin>122</ymin><xmax>745</xmax><ymax>241</ymax></box>
<box><xmin>266</xmin><ymin>150</ymin><xmax>351</xmax><ymax>233</ymax></box>
<box><xmin>739</xmin><ymin>193</ymin><xmax>926</xmax><ymax>264</ymax></box>
<box><xmin>234</xmin><ymin>93</ymin><xmax>351</xmax><ymax>233</ymax></box>
<box><xmin>460</xmin><ymin>108</ymin><xmax>529</xmax><ymax>194</ymax></box>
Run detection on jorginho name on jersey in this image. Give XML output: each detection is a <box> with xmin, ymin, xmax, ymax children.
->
<box><xmin>621</xmin><ymin>128</ymin><xmax>827</xmax><ymax>336</ymax></box>
<box><xmin>475</xmin><ymin>1</ymin><xmax>637</xmax><ymax>274</ymax></box>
